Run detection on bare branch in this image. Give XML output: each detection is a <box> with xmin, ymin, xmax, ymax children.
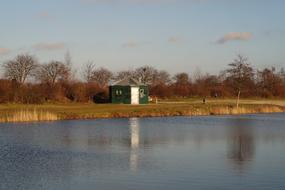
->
<box><xmin>3</xmin><ymin>54</ymin><xmax>37</xmax><ymax>83</ymax></box>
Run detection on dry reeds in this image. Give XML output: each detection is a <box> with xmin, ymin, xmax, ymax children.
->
<box><xmin>0</xmin><ymin>109</ymin><xmax>58</xmax><ymax>123</ymax></box>
<box><xmin>209</xmin><ymin>105</ymin><xmax>283</xmax><ymax>116</ymax></box>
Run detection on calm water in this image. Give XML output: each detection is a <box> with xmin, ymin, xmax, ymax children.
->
<box><xmin>1</xmin><ymin>114</ymin><xmax>285</xmax><ymax>190</ymax></box>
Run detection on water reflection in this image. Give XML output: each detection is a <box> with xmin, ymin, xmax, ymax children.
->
<box><xmin>130</xmin><ymin>118</ymin><xmax>140</xmax><ymax>149</ymax></box>
<box><xmin>129</xmin><ymin>118</ymin><xmax>140</xmax><ymax>171</ymax></box>
<box><xmin>226</xmin><ymin>118</ymin><xmax>255</xmax><ymax>172</ymax></box>
<box><xmin>1</xmin><ymin>114</ymin><xmax>285</xmax><ymax>190</ymax></box>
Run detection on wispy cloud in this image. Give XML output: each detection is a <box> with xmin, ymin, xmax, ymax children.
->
<box><xmin>168</xmin><ymin>36</ymin><xmax>183</xmax><ymax>44</ymax></box>
<box><xmin>33</xmin><ymin>42</ymin><xmax>65</xmax><ymax>51</ymax></box>
<box><xmin>122</xmin><ymin>41</ymin><xmax>139</xmax><ymax>48</ymax></box>
<box><xmin>217</xmin><ymin>32</ymin><xmax>252</xmax><ymax>44</ymax></box>
<box><xmin>0</xmin><ymin>48</ymin><xmax>10</xmax><ymax>55</ymax></box>
<box><xmin>38</xmin><ymin>11</ymin><xmax>50</xmax><ymax>19</ymax></box>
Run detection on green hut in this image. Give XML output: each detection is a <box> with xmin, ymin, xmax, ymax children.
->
<box><xmin>109</xmin><ymin>77</ymin><xmax>149</xmax><ymax>104</ymax></box>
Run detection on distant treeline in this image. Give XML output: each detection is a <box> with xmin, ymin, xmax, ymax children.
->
<box><xmin>0</xmin><ymin>53</ymin><xmax>285</xmax><ymax>104</ymax></box>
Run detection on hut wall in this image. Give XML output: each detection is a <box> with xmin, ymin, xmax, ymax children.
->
<box><xmin>110</xmin><ymin>86</ymin><xmax>131</xmax><ymax>104</ymax></box>
<box><xmin>139</xmin><ymin>85</ymin><xmax>149</xmax><ymax>104</ymax></box>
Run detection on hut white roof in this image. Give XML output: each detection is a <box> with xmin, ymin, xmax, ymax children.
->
<box><xmin>111</xmin><ymin>77</ymin><xmax>145</xmax><ymax>86</ymax></box>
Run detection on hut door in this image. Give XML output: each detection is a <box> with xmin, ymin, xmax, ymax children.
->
<box><xmin>131</xmin><ymin>87</ymin><xmax>139</xmax><ymax>104</ymax></box>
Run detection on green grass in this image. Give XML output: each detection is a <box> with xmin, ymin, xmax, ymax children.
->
<box><xmin>0</xmin><ymin>98</ymin><xmax>284</xmax><ymax>122</ymax></box>
<box><xmin>158</xmin><ymin>97</ymin><xmax>285</xmax><ymax>106</ymax></box>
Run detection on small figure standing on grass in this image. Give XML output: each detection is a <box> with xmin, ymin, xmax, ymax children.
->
<box><xmin>203</xmin><ymin>97</ymin><xmax>206</xmax><ymax>104</ymax></box>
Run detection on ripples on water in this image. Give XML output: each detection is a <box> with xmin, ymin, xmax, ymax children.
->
<box><xmin>1</xmin><ymin>113</ymin><xmax>285</xmax><ymax>190</ymax></box>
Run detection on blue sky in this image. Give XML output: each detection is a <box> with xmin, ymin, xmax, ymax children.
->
<box><xmin>0</xmin><ymin>0</ymin><xmax>284</xmax><ymax>74</ymax></box>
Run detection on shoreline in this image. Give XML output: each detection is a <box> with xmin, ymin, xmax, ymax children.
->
<box><xmin>58</xmin><ymin>105</ymin><xmax>285</xmax><ymax>120</ymax></box>
<box><xmin>0</xmin><ymin>100</ymin><xmax>285</xmax><ymax>123</ymax></box>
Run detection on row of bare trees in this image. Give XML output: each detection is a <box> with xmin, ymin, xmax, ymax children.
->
<box><xmin>0</xmin><ymin>53</ymin><xmax>285</xmax><ymax>104</ymax></box>
<box><xmin>2</xmin><ymin>54</ymin><xmax>72</xmax><ymax>85</ymax></box>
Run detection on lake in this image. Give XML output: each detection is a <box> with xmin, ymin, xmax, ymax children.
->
<box><xmin>1</xmin><ymin>113</ymin><xmax>285</xmax><ymax>190</ymax></box>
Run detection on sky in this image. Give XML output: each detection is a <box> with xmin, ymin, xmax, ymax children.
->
<box><xmin>0</xmin><ymin>0</ymin><xmax>284</xmax><ymax>75</ymax></box>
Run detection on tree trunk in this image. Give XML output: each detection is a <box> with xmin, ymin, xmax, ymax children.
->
<box><xmin>236</xmin><ymin>90</ymin><xmax>241</xmax><ymax>110</ymax></box>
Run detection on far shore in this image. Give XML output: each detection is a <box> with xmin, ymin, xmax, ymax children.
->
<box><xmin>0</xmin><ymin>98</ymin><xmax>285</xmax><ymax>123</ymax></box>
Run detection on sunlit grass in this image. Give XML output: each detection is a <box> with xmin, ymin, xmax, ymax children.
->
<box><xmin>0</xmin><ymin>99</ymin><xmax>284</xmax><ymax>123</ymax></box>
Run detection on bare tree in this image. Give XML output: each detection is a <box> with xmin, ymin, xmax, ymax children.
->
<box><xmin>195</xmin><ymin>73</ymin><xmax>222</xmax><ymax>97</ymax></box>
<box><xmin>3</xmin><ymin>54</ymin><xmax>37</xmax><ymax>83</ymax></box>
<box><xmin>114</xmin><ymin>70</ymin><xmax>135</xmax><ymax>81</ymax></box>
<box><xmin>134</xmin><ymin>66</ymin><xmax>157</xmax><ymax>84</ymax></box>
<box><xmin>173</xmin><ymin>72</ymin><xmax>190</xmax><ymax>85</ymax></box>
<box><xmin>37</xmin><ymin>61</ymin><xmax>70</xmax><ymax>86</ymax></box>
<box><xmin>90</xmin><ymin>67</ymin><xmax>113</xmax><ymax>87</ymax></box>
<box><xmin>63</xmin><ymin>50</ymin><xmax>73</xmax><ymax>80</ymax></box>
<box><xmin>192</xmin><ymin>67</ymin><xmax>203</xmax><ymax>83</ymax></box>
<box><xmin>226</xmin><ymin>55</ymin><xmax>254</xmax><ymax>109</ymax></box>
<box><xmin>83</xmin><ymin>61</ymin><xmax>96</xmax><ymax>82</ymax></box>
<box><xmin>257</xmin><ymin>67</ymin><xmax>283</xmax><ymax>97</ymax></box>
<box><xmin>280</xmin><ymin>68</ymin><xmax>285</xmax><ymax>82</ymax></box>
<box><xmin>172</xmin><ymin>72</ymin><xmax>191</xmax><ymax>97</ymax></box>
<box><xmin>152</xmin><ymin>70</ymin><xmax>171</xmax><ymax>86</ymax></box>
<box><xmin>64</xmin><ymin>50</ymin><xmax>72</xmax><ymax>66</ymax></box>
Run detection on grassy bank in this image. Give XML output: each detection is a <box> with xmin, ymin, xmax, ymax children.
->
<box><xmin>0</xmin><ymin>99</ymin><xmax>284</xmax><ymax>123</ymax></box>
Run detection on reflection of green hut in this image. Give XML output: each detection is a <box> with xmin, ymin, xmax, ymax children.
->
<box><xmin>109</xmin><ymin>77</ymin><xmax>149</xmax><ymax>104</ymax></box>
